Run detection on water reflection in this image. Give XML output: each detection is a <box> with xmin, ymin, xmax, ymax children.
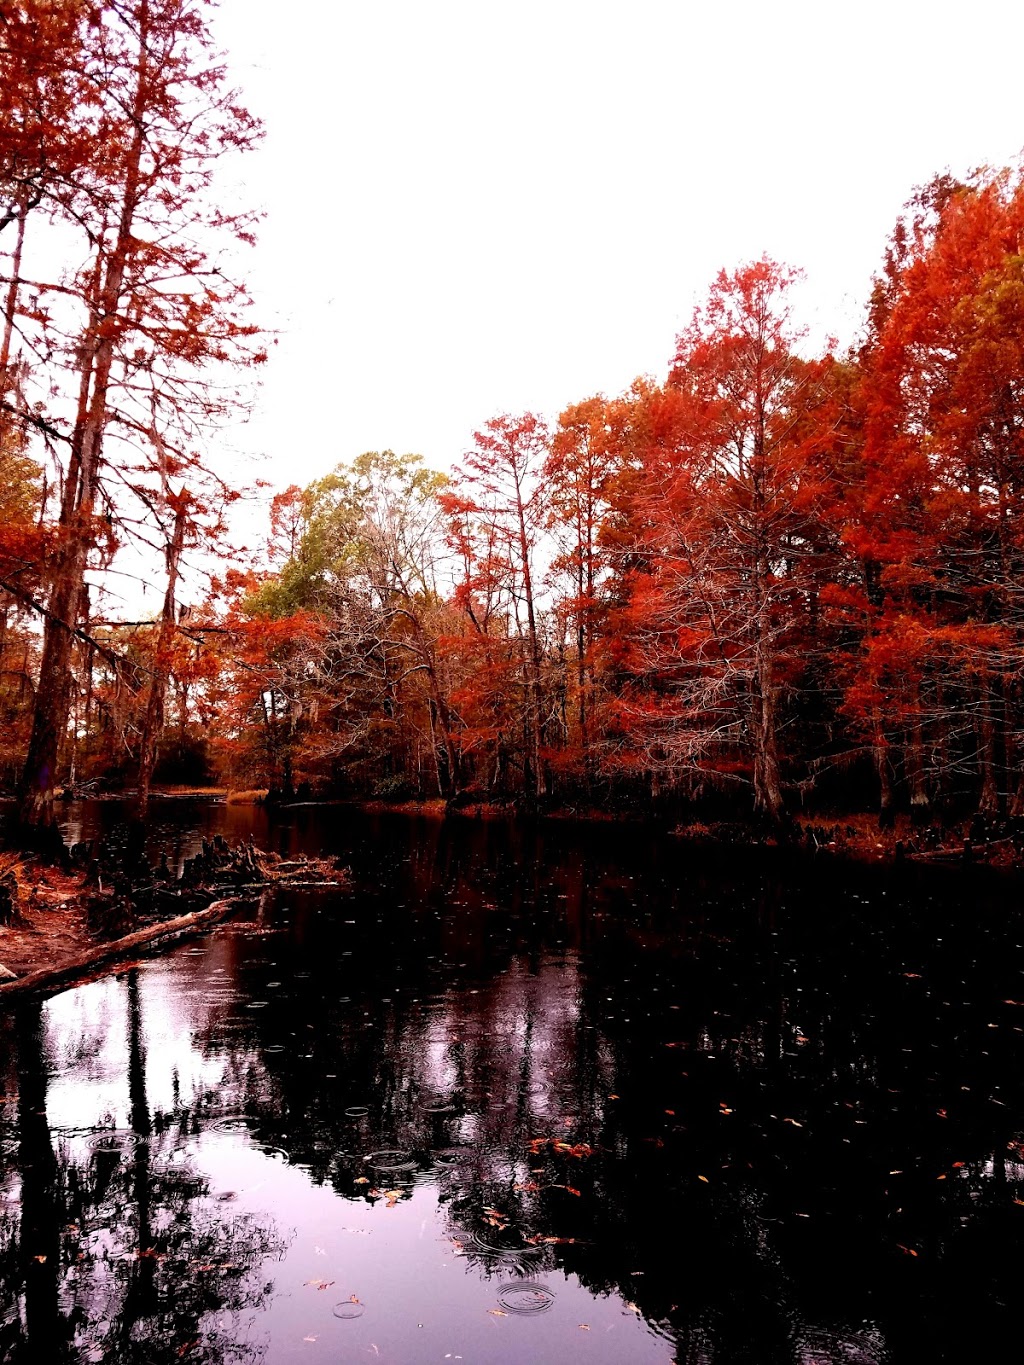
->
<box><xmin>1</xmin><ymin>805</ymin><xmax>1024</xmax><ymax>1362</ymax></box>
<box><xmin>0</xmin><ymin>981</ymin><xmax>283</xmax><ymax>1363</ymax></box>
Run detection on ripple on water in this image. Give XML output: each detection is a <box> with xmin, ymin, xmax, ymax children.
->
<box><xmin>209</xmin><ymin>1116</ymin><xmax>252</xmax><ymax>1135</ymax></box>
<box><xmin>85</xmin><ymin>1130</ymin><xmax>135</xmax><ymax>1155</ymax></box>
<box><xmin>332</xmin><ymin>1298</ymin><xmax>366</xmax><ymax>1320</ymax></box>
<box><xmin>431</xmin><ymin>1146</ymin><xmax>472</xmax><ymax>1167</ymax></box>
<box><xmin>797</xmin><ymin>1328</ymin><xmax>886</xmax><ymax>1365</ymax></box>
<box><xmin>497</xmin><ymin>1280</ymin><xmax>556</xmax><ymax>1315</ymax></box>
<box><xmin>258</xmin><ymin>1143</ymin><xmax>291</xmax><ymax>1163</ymax></box>
<box><xmin>364</xmin><ymin>1149</ymin><xmax>418</xmax><ymax>1173</ymax></box>
<box><xmin>344</xmin><ymin>1105</ymin><xmax>370</xmax><ymax>1118</ymax></box>
<box><xmin>464</xmin><ymin>1227</ymin><xmax>543</xmax><ymax>1265</ymax></box>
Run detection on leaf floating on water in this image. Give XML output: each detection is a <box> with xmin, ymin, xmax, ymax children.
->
<box><xmin>579</xmin><ymin>1323</ymin><xmax>591</xmax><ymax>1330</ymax></box>
<box><xmin>698</xmin><ymin>1175</ymin><xmax>709</xmax><ymax>1183</ymax></box>
<box><xmin>304</xmin><ymin>1279</ymin><xmax>335</xmax><ymax>1291</ymax></box>
<box><xmin>487</xmin><ymin>1308</ymin><xmax>508</xmax><ymax>1317</ymax></box>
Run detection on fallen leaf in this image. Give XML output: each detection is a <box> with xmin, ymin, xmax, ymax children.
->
<box><xmin>487</xmin><ymin>1308</ymin><xmax>508</xmax><ymax>1317</ymax></box>
<box><xmin>304</xmin><ymin>1279</ymin><xmax>335</xmax><ymax>1291</ymax></box>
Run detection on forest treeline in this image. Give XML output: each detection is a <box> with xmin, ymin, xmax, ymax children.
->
<box><xmin>4</xmin><ymin>5</ymin><xmax>1024</xmax><ymax>832</ymax></box>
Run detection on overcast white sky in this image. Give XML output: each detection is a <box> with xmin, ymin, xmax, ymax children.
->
<box><xmin>207</xmin><ymin>0</ymin><xmax>1024</xmax><ymax>492</ymax></box>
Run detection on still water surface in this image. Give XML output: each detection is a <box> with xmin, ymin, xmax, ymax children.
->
<box><xmin>2</xmin><ymin>801</ymin><xmax>1024</xmax><ymax>1363</ymax></box>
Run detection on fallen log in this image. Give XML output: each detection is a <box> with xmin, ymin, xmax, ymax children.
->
<box><xmin>0</xmin><ymin>896</ymin><xmax>249</xmax><ymax>1003</ymax></box>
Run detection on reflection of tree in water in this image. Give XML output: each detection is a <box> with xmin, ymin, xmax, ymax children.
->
<box><xmin>0</xmin><ymin>978</ymin><xmax>284</xmax><ymax>1365</ymax></box>
<box><xmin>7</xmin><ymin>816</ymin><xmax>1024</xmax><ymax>1364</ymax></box>
<box><xmin>177</xmin><ymin>824</ymin><xmax>1024</xmax><ymax>1365</ymax></box>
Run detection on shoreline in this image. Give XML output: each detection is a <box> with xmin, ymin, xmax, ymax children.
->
<box><xmin>1</xmin><ymin>799</ymin><xmax>1019</xmax><ymax>998</ymax></box>
<box><xmin>0</xmin><ymin>841</ymin><xmax>349</xmax><ymax>1004</ymax></box>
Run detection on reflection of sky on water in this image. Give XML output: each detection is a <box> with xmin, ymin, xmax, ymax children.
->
<box><xmin>3</xmin><ymin>802</ymin><xmax>1024</xmax><ymax>1363</ymax></box>
<box><xmin>20</xmin><ymin>935</ymin><xmax>665</xmax><ymax>1364</ymax></box>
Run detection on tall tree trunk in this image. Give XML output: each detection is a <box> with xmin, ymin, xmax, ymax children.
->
<box><xmin>0</xmin><ymin>194</ymin><xmax>27</xmax><ymax>374</ymax></box>
<box><xmin>977</xmin><ymin>675</ymin><xmax>1001</xmax><ymax>815</ymax></box>
<box><xmin>17</xmin><ymin>0</ymin><xmax>151</xmax><ymax>837</ymax></box>
<box><xmin>137</xmin><ymin>493</ymin><xmax>186</xmax><ymax>816</ymax></box>
<box><xmin>875</xmin><ymin>715</ymin><xmax>895</xmax><ymax>829</ymax></box>
<box><xmin>905</xmin><ymin>698</ymin><xmax>931</xmax><ymax>827</ymax></box>
<box><xmin>515</xmin><ymin>485</ymin><xmax>545</xmax><ymax>801</ymax></box>
<box><xmin>751</xmin><ymin>644</ymin><xmax>784</xmax><ymax>822</ymax></box>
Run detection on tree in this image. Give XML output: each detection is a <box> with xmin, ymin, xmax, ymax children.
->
<box><xmin>544</xmin><ymin>395</ymin><xmax>620</xmax><ymax>784</ymax></box>
<box><xmin>11</xmin><ymin>0</ymin><xmax>262</xmax><ymax>835</ymax></box>
<box><xmin>445</xmin><ymin>414</ymin><xmax>549</xmax><ymax>800</ymax></box>
<box><xmin>847</xmin><ymin>168</ymin><xmax>1024</xmax><ymax>819</ymax></box>
<box><xmin>613</xmin><ymin>260</ymin><xmax>834</xmax><ymax>822</ymax></box>
<box><xmin>239</xmin><ymin>452</ymin><xmax>458</xmax><ymax>797</ymax></box>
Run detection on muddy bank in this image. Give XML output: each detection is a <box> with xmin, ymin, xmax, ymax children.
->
<box><xmin>0</xmin><ymin>834</ymin><xmax>349</xmax><ymax>998</ymax></box>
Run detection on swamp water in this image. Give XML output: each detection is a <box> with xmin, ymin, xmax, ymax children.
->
<box><xmin>1</xmin><ymin>802</ymin><xmax>1024</xmax><ymax>1363</ymax></box>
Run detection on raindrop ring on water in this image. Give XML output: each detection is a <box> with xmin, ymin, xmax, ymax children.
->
<box><xmin>333</xmin><ymin>1298</ymin><xmax>366</xmax><ymax>1320</ymax></box>
<box><xmin>496</xmin><ymin>1281</ymin><xmax>556</xmax><ymax>1315</ymax></box>
<box><xmin>210</xmin><ymin>1116</ymin><xmax>251</xmax><ymax>1134</ymax></box>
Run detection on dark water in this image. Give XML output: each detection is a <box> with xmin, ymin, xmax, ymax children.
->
<box><xmin>2</xmin><ymin>802</ymin><xmax>1024</xmax><ymax>1364</ymax></box>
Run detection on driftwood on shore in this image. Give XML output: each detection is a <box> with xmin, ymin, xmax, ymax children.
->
<box><xmin>0</xmin><ymin>828</ymin><xmax>351</xmax><ymax>1000</ymax></box>
<box><xmin>0</xmin><ymin>896</ymin><xmax>247</xmax><ymax>1001</ymax></box>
